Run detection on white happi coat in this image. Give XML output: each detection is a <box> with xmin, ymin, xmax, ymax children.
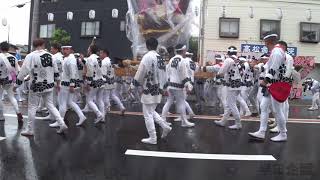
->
<box><xmin>61</xmin><ymin>54</ymin><xmax>80</xmax><ymax>88</ymax></box>
<box><xmin>264</xmin><ymin>46</ymin><xmax>286</xmax><ymax>83</ymax></box>
<box><xmin>16</xmin><ymin>50</ymin><xmax>59</xmax><ymax>93</ymax></box>
<box><xmin>0</xmin><ymin>53</ymin><xmax>19</xmax><ymax>85</ymax></box>
<box><xmin>85</xmin><ymin>54</ymin><xmax>104</xmax><ymax>88</ymax></box>
<box><xmin>241</xmin><ymin>62</ymin><xmax>254</xmax><ymax>87</ymax></box>
<box><xmin>53</xmin><ymin>52</ymin><xmax>63</xmax><ymax>75</ymax></box>
<box><xmin>185</xmin><ymin>57</ymin><xmax>198</xmax><ymax>83</ymax></box>
<box><xmin>133</xmin><ymin>50</ymin><xmax>166</xmax><ymax>104</ymax></box>
<box><xmin>219</xmin><ymin>57</ymin><xmax>242</xmax><ymax>90</ymax></box>
<box><xmin>166</xmin><ymin>54</ymin><xmax>192</xmax><ymax>91</ymax></box>
<box><xmin>101</xmin><ymin>57</ymin><xmax>116</xmax><ymax>90</ymax></box>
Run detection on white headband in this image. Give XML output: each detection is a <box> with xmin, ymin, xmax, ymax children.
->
<box><xmin>175</xmin><ymin>45</ymin><xmax>187</xmax><ymax>51</ymax></box>
<box><xmin>61</xmin><ymin>46</ymin><xmax>72</xmax><ymax>48</ymax></box>
<box><xmin>228</xmin><ymin>48</ymin><xmax>238</xmax><ymax>53</ymax></box>
<box><xmin>263</xmin><ymin>34</ymin><xmax>278</xmax><ymax>40</ymax></box>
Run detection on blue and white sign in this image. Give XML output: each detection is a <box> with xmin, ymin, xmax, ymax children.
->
<box><xmin>241</xmin><ymin>44</ymin><xmax>298</xmax><ymax>56</ymax></box>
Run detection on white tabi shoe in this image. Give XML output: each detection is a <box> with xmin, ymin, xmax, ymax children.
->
<box><xmin>94</xmin><ymin>117</ymin><xmax>105</xmax><ymax>124</ymax></box>
<box><xmin>270</xmin><ymin>126</ymin><xmax>280</xmax><ymax>133</ymax></box>
<box><xmin>214</xmin><ymin>120</ymin><xmax>227</xmax><ymax>127</ymax></box>
<box><xmin>141</xmin><ymin>137</ymin><xmax>157</xmax><ymax>145</ymax></box>
<box><xmin>21</xmin><ymin>128</ymin><xmax>34</xmax><ymax>137</ymax></box>
<box><xmin>174</xmin><ymin>117</ymin><xmax>182</xmax><ymax>122</ymax></box>
<box><xmin>49</xmin><ymin>121</ymin><xmax>59</xmax><ymax>128</ymax></box>
<box><xmin>93</xmin><ymin>116</ymin><xmax>103</xmax><ymax>124</ymax></box>
<box><xmin>270</xmin><ymin>133</ymin><xmax>287</xmax><ymax>142</ymax></box>
<box><xmin>228</xmin><ymin>124</ymin><xmax>242</xmax><ymax>130</ymax></box>
<box><xmin>243</xmin><ymin>111</ymin><xmax>252</xmax><ymax>117</ymax></box>
<box><xmin>181</xmin><ymin>119</ymin><xmax>195</xmax><ymax>128</ymax></box>
<box><xmin>248</xmin><ymin>131</ymin><xmax>266</xmax><ymax>140</ymax></box>
<box><xmin>161</xmin><ymin>125</ymin><xmax>172</xmax><ymax>139</ymax></box>
<box><xmin>57</xmin><ymin>124</ymin><xmax>68</xmax><ymax>134</ymax></box>
<box><xmin>308</xmin><ymin>107</ymin><xmax>318</xmax><ymax>111</ymax></box>
<box><xmin>76</xmin><ymin>116</ymin><xmax>87</xmax><ymax>126</ymax></box>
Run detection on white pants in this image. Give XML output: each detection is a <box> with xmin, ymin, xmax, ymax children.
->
<box><xmin>283</xmin><ymin>99</ymin><xmax>289</xmax><ymax>121</ymax></box>
<box><xmin>28</xmin><ymin>91</ymin><xmax>64</xmax><ymax>131</ymax></box>
<box><xmin>237</xmin><ymin>94</ymin><xmax>251</xmax><ymax>115</ymax></box>
<box><xmin>241</xmin><ymin>86</ymin><xmax>252</xmax><ymax>104</ymax></box>
<box><xmin>162</xmin><ymin>89</ymin><xmax>186</xmax><ymax>120</ymax></box>
<box><xmin>183</xmin><ymin>90</ymin><xmax>194</xmax><ymax>115</ymax></box>
<box><xmin>143</xmin><ymin>103</ymin><xmax>167</xmax><ymax>138</ymax></box>
<box><xmin>86</xmin><ymin>88</ymin><xmax>104</xmax><ymax>118</ymax></box>
<box><xmin>0</xmin><ymin>84</ymin><xmax>20</xmax><ymax>115</ymax></box>
<box><xmin>222</xmin><ymin>90</ymin><xmax>241</xmax><ymax>124</ymax></box>
<box><xmin>104</xmin><ymin>89</ymin><xmax>125</xmax><ymax>110</ymax></box>
<box><xmin>259</xmin><ymin>95</ymin><xmax>287</xmax><ymax>133</ymax></box>
<box><xmin>248</xmin><ymin>84</ymin><xmax>259</xmax><ymax>114</ymax></box>
<box><xmin>194</xmin><ymin>80</ymin><xmax>204</xmax><ymax>105</ymax></box>
<box><xmin>311</xmin><ymin>92</ymin><xmax>320</xmax><ymax>109</ymax></box>
<box><xmin>217</xmin><ymin>86</ymin><xmax>227</xmax><ymax>108</ymax></box>
<box><xmin>59</xmin><ymin>87</ymin><xmax>85</xmax><ymax>119</ymax></box>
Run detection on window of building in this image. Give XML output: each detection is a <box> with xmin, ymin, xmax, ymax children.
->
<box><xmin>219</xmin><ymin>18</ymin><xmax>240</xmax><ymax>38</ymax></box>
<box><xmin>260</xmin><ymin>19</ymin><xmax>281</xmax><ymax>40</ymax></box>
<box><xmin>81</xmin><ymin>21</ymin><xmax>100</xmax><ymax>37</ymax></box>
<box><xmin>39</xmin><ymin>24</ymin><xmax>55</xmax><ymax>38</ymax></box>
<box><xmin>300</xmin><ymin>22</ymin><xmax>320</xmax><ymax>43</ymax></box>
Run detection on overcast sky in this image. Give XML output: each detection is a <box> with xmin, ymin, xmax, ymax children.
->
<box><xmin>0</xmin><ymin>0</ymin><xmax>30</xmax><ymax>45</ymax></box>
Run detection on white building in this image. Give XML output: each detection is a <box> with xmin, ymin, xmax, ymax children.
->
<box><xmin>201</xmin><ymin>0</ymin><xmax>320</xmax><ymax>63</ymax></box>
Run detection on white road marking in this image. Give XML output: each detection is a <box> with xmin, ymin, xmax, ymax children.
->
<box><xmin>125</xmin><ymin>149</ymin><xmax>277</xmax><ymax>161</ymax></box>
<box><xmin>0</xmin><ymin>137</ymin><xmax>6</xmax><ymax>141</ymax></box>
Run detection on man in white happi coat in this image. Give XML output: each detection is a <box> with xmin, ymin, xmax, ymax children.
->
<box><xmin>40</xmin><ymin>43</ymin><xmax>64</xmax><ymax>120</ymax></box>
<box><xmin>270</xmin><ymin>41</ymin><xmax>295</xmax><ymax>133</ymax></box>
<box><xmin>237</xmin><ymin>57</ymin><xmax>252</xmax><ymax>117</ymax></box>
<box><xmin>174</xmin><ymin>52</ymin><xmax>196</xmax><ymax>122</ymax></box>
<box><xmin>131</xmin><ymin>38</ymin><xmax>171</xmax><ymax>145</ymax></box>
<box><xmin>248</xmin><ymin>34</ymin><xmax>288</xmax><ymax>142</ymax></box>
<box><xmin>49</xmin><ymin>45</ymin><xmax>87</xmax><ymax>128</ymax></box>
<box><xmin>84</xmin><ymin>45</ymin><xmax>105</xmax><ymax>123</ymax></box>
<box><xmin>99</xmin><ymin>49</ymin><xmax>126</xmax><ymax>115</ymax></box>
<box><xmin>14</xmin><ymin>39</ymin><xmax>68</xmax><ymax>136</ymax></box>
<box><xmin>161</xmin><ymin>44</ymin><xmax>195</xmax><ymax>128</ymax></box>
<box><xmin>201</xmin><ymin>54</ymin><xmax>226</xmax><ymax>112</ymax></box>
<box><xmin>214</xmin><ymin>46</ymin><xmax>243</xmax><ymax>130</ymax></box>
<box><xmin>304</xmin><ymin>78</ymin><xmax>320</xmax><ymax>111</ymax></box>
<box><xmin>0</xmin><ymin>41</ymin><xmax>23</xmax><ymax>127</ymax></box>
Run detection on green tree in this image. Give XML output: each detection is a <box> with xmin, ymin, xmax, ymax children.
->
<box><xmin>50</xmin><ymin>28</ymin><xmax>71</xmax><ymax>45</ymax></box>
<box><xmin>189</xmin><ymin>37</ymin><xmax>199</xmax><ymax>61</ymax></box>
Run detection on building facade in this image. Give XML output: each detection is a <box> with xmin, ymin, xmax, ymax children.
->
<box><xmin>29</xmin><ymin>0</ymin><xmax>132</xmax><ymax>58</ymax></box>
<box><xmin>202</xmin><ymin>0</ymin><xmax>320</xmax><ymax>63</ymax></box>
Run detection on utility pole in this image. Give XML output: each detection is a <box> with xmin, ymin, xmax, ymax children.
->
<box><xmin>28</xmin><ymin>0</ymin><xmax>40</xmax><ymax>52</ymax></box>
<box><xmin>198</xmin><ymin>0</ymin><xmax>208</xmax><ymax>65</ymax></box>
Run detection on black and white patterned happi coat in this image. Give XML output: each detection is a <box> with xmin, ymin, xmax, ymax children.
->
<box><xmin>16</xmin><ymin>50</ymin><xmax>60</xmax><ymax>93</ymax></box>
<box><xmin>133</xmin><ymin>50</ymin><xmax>166</xmax><ymax>104</ymax></box>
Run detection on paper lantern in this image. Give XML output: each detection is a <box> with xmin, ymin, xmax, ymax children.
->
<box><xmin>112</xmin><ymin>9</ymin><xmax>119</xmax><ymax>18</ymax></box>
<box><xmin>89</xmin><ymin>10</ymin><xmax>95</xmax><ymax>19</ymax></box>
<box><xmin>67</xmin><ymin>11</ymin><xmax>73</xmax><ymax>21</ymax></box>
<box><xmin>48</xmin><ymin>13</ymin><xmax>54</xmax><ymax>22</ymax></box>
